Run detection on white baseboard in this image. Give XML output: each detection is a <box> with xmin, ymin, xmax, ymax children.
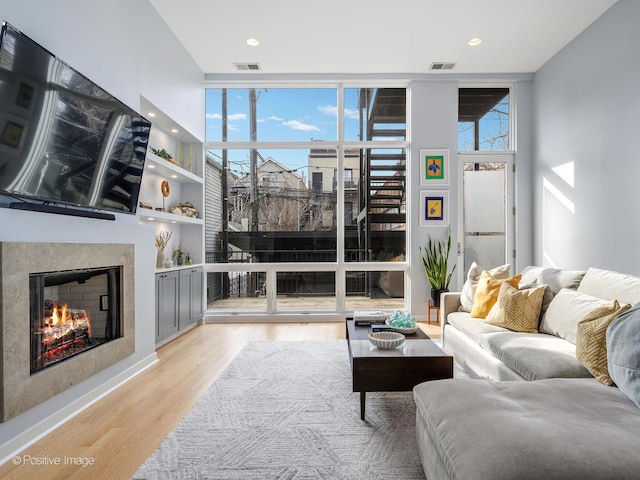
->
<box><xmin>0</xmin><ymin>352</ymin><xmax>158</xmax><ymax>465</ymax></box>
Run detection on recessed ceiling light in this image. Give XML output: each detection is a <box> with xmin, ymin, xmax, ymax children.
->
<box><xmin>246</xmin><ymin>38</ymin><xmax>260</xmax><ymax>47</ymax></box>
<box><xmin>468</xmin><ymin>37</ymin><xmax>482</xmax><ymax>47</ymax></box>
<box><xmin>171</xmin><ymin>174</ymin><xmax>178</xmax><ymax>179</ymax></box>
<box><xmin>148</xmin><ymin>164</ymin><xmax>155</xmax><ymax>169</ymax></box>
<box><xmin>171</xmin><ymin>128</ymin><xmax>178</xmax><ymax>133</ymax></box>
<box><xmin>147</xmin><ymin>112</ymin><xmax>156</xmax><ymax>117</ymax></box>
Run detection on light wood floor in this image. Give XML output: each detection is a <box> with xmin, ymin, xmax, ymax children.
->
<box><xmin>0</xmin><ymin>321</ymin><xmax>441</xmax><ymax>480</ymax></box>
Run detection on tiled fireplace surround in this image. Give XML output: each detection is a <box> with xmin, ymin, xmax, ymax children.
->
<box><xmin>0</xmin><ymin>242</ymin><xmax>135</xmax><ymax>422</ymax></box>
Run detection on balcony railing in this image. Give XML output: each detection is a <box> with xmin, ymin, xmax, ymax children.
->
<box><xmin>206</xmin><ymin>249</ymin><xmax>370</xmax><ymax>263</ymax></box>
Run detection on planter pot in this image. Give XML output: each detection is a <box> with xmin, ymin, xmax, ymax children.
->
<box><xmin>430</xmin><ymin>288</ymin><xmax>449</xmax><ymax>308</ymax></box>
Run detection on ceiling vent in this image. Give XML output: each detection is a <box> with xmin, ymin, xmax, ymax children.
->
<box><xmin>430</xmin><ymin>62</ymin><xmax>456</xmax><ymax>71</ymax></box>
<box><xmin>234</xmin><ymin>62</ymin><xmax>261</xmax><ymax>71</ymax></box>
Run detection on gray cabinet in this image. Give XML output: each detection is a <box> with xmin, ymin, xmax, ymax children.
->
<box><xmin>155</xmin><ymin>270</ymin><xmax>179</xmax><ymax>343</ymax></box>
<box><xmin>179</xmin><ymin>267</ymin><xmax>204</xmax><ymax>329</ymax></box>
<box><xmin>156</xmin><ymin>267</ymin><xmax>203</xmax><ymax>345</ymax></box>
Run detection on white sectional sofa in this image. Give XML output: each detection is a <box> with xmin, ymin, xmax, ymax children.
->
<box><xmin>413</xmin><ymin>266</ymin><xmax>640</xmax><ymax>480</ymax></box>
<box><xmin>440</xmin><ymin>266</ymin><xmax>640</xmax><ymax>381</ymax></box>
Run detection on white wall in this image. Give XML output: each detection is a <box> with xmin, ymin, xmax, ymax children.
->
<box><xmin>0</xmin><ymin>0</ymin><xmax>204</xmax><ymax>460</ymax></box>
<box><xmin>514</xmin><ymin>80</ymin><xmax>535</xmax><ymax>273</ymax></box>
<box><xmin>0</xmin><ymin>0</ymin><xmax>204</xmax><ymax>138</ymax></box>
<box><xmin>408</xmin><ymin>81</ymin><xmax>459</xmax><ymax>317</ymax></box>
<box><xmin>532</xmin><ymin>0</ymin><xmax>640</xmax><ymax>273</ymax></box>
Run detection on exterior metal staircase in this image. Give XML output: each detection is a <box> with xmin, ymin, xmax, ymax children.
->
<box><xmin>356</xmin><ymin>88</ymin><xmax>406</xmax><ymax>260</ymax></box>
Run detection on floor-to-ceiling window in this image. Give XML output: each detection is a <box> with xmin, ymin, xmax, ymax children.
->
<box><xmin>204</xmin><ymin>86</ymin><xmax>408</xmax><ymax>316</ymax></box>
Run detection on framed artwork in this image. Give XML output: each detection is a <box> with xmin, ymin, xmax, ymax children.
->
<box><xmin>420</xmin><ymin>148</ymin><xmax>449</xmax><ymax>185</ymax></box>
<box><xmin>420</xmin><ymin>190</ymin><xmax>449</xmax><ymax>226</ymax></box>
<box><xmin>100</xmin><ymin>295</ymin><xmax>109</xmax><ymax>311</ymax></box>
<box><xmin>11</xmin><ymin>76</ymin><xmax>39</xmax><ymax>116</ymax></box>
<box><xmin>0</xmin><ymin>113</ymin><xmax>29</xmax><ymax>154</ymax></box>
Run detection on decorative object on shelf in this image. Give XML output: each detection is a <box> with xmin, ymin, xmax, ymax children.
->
<box><xmin>163</xmin><ymin>258</ymin><xmax>173</xmax><ymax>268</ymax></box>
<box><xmin>161</xmin><ymin>180</ymin><xmax>170</xmax><ymax>211</ymax></box>
<box><xmin>173</xmin><ymin>242</ymin><xmax>185</xmax><ymax>266</ymax></box>
<box><xmin>139</xmin><ymin>201</ymin><xmax>153</xmax><ymax>210</ymax></box>
<box><xmin>151</xmin><ymin>147</ymin><xmax>173</xmax><ymax>160</ymax></box>
<box><xmin>174</xmin><ymin>202</ymin><xmax>198</xmax><ymax>218</ymax></box>
<box><xmin>368</xmin><ymin>331</ymin><xmax>405</xmax><ymax>349</ymax></box>
<box><xmin>185</xmin><ymin>253</ymin><xmax>192</xmax><ymax>265</ymax></box>
<box><xmin>161</xmin><ymin>180</ymin><xmax>170</xmax><ymax>197</ymax></box>
<box><xmin>188</xmin><ymin>145</ymin><xmax>193</xmax><ymax>172</ymax></box>
<box><xmin>151</xmin><ymin>147</ymin><xmax>181</xmax><ymax>167</ymax></box>
<box><xmin>155</xmin><ymin>230</ymin><xmax>172</xmax><ymax>268</ymax></box>
<box><xmin>419</xmin><ymin>229</ymin><xmax>456</xmax><ymax>308</ymax></box>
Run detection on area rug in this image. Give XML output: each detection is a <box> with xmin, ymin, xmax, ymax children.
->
<box><xmin>133</xmin><ymin>340</ymin><xmax>464</xmax><ymax>480</ymax></box>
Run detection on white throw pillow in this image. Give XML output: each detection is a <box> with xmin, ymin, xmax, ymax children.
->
<box><xmin>540</xmin><ymin>288</ymin><xmax>615</xmax><ymax>344</ymax></box>
<box><xmin>459</xmin><ymin>262</ymin><xmax>511</xmax><ymax>312</ymax></box>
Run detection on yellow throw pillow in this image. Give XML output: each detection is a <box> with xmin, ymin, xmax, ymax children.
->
<box><xmin>470</xmin><ymin>271</ymin><xmax>522</xmax><ymax>319</ymax></box>
<box><xmin>576</xmin><ymin>300</ymin><xmax>631</xmax><ymax>385</ymax></box>
<box><xmin>484</xmin><ymin>282</ymin><xmax>546</xmax><ymax>333</ymax></box>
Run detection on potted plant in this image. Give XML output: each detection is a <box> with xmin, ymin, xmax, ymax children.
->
<box><xmin>151</xmin><ymin>147</ymin><xmax>173</xmax><ymax>161</ymax></box>
<box><xmin>419</xmin><ymin>230</ymin><xmax>456</xmax><ymax>307</ymax></box>
<box><xmin>173</xmin><ymin>242</ymin><xmax>185</xmax><ymax>266</ymax></box>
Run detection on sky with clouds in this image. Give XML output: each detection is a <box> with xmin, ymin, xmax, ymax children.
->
<box><xmin>205</xmin><ymin>88</ymin><xmax>363</xmax><ymax>143</ymax></box>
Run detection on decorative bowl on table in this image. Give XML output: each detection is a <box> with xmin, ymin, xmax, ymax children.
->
<box><xmin>368</xmin><ymin>331</ymin><xmax>405</xmax><ymax>349</ymax></box>
<box><xmin>385</xmin><ymin>310</ymin><xmax>419</xmax><ymax>334</ymax></box>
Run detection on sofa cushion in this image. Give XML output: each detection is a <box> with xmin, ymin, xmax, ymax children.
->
<box><xmin>576</xmin><ymin>301</ymin><xmax>630</xmax><ymax>385</ymax></box>
<box><xmin>607</xmin><ymin>303</ymin><xmax>640</xmax><ymax>409</ymax></box>
<box><xmin>414</xmin><ymin>378</ymin><xmax>640</xmax><ymax>480</ymax></box>
<box><xmin>481</xmin><ymin>332</ymin><xmax>592</xmax><ymax>380</ymax></box>
<box><xmin>485</xmin><ymin>282</ymin><xmax>545</xmax><ymax>333</ymax></box>
<box><xmin>446</xmin><ymin>312</ymin><xmax>591</xmax><ymax>380</ymax></box>
<box><xmin>470</xmin><ymin>272</ymin><xmax>521</xmax><ymax>319</ymax></box>
<box><xmin>519</xmin><ymin>266</ymin><xmax>585</xmax><ymax>294</ymax></box>
<box><xmin>578</xmin><ymin>267</ymin><xmax>640</xmax><ymax>305</ymax></box>
<box><xmin>540</xmin><ymin>289</ymin><xmax>619</xmax><ymax>344</ymax></box>
<box><xmin>460</xmin><ymin>262</ymin><xmax>510</xmax><ymax>312</ymax></box>
<box><xmin>447</xmin><ymin>312</ymin><xmax>510</xmax><ymax>344</ymax></box>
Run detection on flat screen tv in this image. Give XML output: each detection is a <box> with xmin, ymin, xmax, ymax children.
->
<box><xmin>0</xmin><ymin>22</ymin><xmax>151</xmax><ymax>218</ymax></box>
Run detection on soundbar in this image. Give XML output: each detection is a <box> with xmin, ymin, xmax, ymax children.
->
<box><xmin>9</xmin><ymin>202</ymin><xmax>116</xmax><ymax>220</ymax></box>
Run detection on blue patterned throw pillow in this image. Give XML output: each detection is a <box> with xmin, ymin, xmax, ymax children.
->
<box><xmin>607</xmin><ymin>303</ymin><xmax>640</xmax><ymax>408</ymax></box>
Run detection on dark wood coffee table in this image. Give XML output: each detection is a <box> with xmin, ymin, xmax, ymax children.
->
<box><xmin>346</xmin><ymin>318</ymin><xmax>453</xmax><ymax>420</ymax></box>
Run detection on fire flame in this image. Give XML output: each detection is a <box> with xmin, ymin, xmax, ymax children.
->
<box><xmin>43</xmin><ymin>303</ymin><xmax>92</xmax><ymax>343</ymax></box>
<box><xmin>51</xmin><ymin>303</ymin><xmax>67</xmax><ymax>326</ymax></box>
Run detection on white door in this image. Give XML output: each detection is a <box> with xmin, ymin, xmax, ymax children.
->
<box><xmin>457</xmin><ymin>153</ymin><xmax>515</xmax><ymax>282</ymax></box>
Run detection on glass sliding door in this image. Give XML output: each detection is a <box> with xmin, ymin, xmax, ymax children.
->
<box><xmin>459</xmin><ymin>153</ymin><xmax>514</xmax><ymax>277</ymax></box>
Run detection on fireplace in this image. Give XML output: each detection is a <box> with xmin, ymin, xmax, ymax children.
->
<box><xmin>30</xmin><ymin>267</ymin><xmax>122</xmax><ymax>374</ymax></box>
<box><xmin>0</xmin><ymin>242</ymin><xmax>135</xmax><ymax>422</ymax></box>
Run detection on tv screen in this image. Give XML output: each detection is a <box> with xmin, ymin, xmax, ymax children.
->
<box><xmin>0</xmin><ymin>22</ymin><xmax>151</xmax><ymax>216</ymax></box>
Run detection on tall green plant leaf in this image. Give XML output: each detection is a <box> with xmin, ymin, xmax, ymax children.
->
<box><xmin>419</xmin><ymin>230</ymin><xmax>456</xmax><ymax>290</ymax></box>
